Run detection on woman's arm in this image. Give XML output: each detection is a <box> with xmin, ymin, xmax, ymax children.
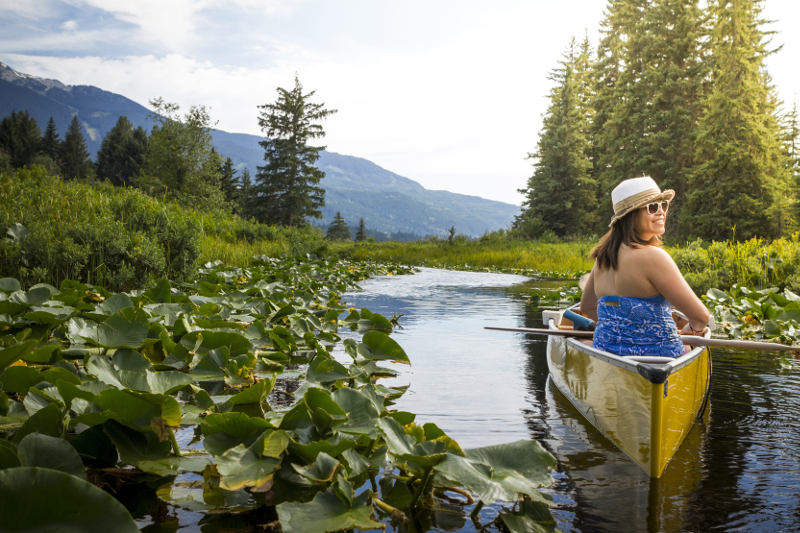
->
<box><xmin>579</xmin><ymin>267</ymin><xmax>598</xmax><ymax>322</ymax></box>
<box><xmin>645</xmin><ymin>247</ymin><xmax>710</xmax><ymax>332</ymax></box>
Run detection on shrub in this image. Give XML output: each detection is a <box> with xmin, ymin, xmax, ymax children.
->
<box><xmin>0</xmin><ymin>166</ymin><xmax>201</xmax><ymax>290</ymax></box>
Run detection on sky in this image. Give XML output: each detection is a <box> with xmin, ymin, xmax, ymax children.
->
<box><xmin>1</xmin><ymin>1</ymin><xmax>798</xmax><ymax>206</ymax></box>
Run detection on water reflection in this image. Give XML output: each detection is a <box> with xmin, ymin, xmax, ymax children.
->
<box><xmin>340</xmin><ymin>268</ymin><xmax>800</xmax><ymax>533</ymax></box>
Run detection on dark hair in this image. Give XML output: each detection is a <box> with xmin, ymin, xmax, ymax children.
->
<box><xmin>591</xmin><ymin>209</ymin><xmax>662</xmax><ymax>270</ymax></box>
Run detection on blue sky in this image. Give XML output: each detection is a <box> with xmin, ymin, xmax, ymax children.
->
<box><xmin>1</xmin><ymin>0</ymin><xmax>798</xmax><ymax>205</ymax></box>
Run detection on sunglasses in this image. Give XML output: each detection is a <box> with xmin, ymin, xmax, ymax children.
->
<box><xmin>645</xmin><ymin>200</ymin><xmax>669</xmax><ymax>214</ymax></box>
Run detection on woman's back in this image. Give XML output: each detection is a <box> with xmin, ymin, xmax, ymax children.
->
<box><xmin>593</xmin><ymin>244</ymin><xmax>662</xmax><ymax>298</ymax></box>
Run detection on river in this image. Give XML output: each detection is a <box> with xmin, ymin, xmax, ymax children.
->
<box><xmin>338</xmin><ymin>268</ymin><xmax>800</xmax><ymax>533</ymax></box>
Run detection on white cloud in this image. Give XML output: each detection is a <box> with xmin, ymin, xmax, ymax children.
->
<box><xmin>3</xmin><ymin>0</ymin><xmax>800</xmax><ymax>205</ymax></box>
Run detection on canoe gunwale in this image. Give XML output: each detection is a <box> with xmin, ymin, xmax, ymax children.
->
<box><xmin>545</xmin><ymin>311</ymin><xmax>712</xmax><ymax>477</ymax></box>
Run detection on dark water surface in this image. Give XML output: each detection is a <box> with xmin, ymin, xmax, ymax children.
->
<box><xmin>339</xmin><ymin>268</ymin><xmax>800</xmax><ymax>533</ymax></box>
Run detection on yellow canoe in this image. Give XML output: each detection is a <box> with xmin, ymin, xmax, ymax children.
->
<box><xmin>543</xmin><ymin>309</ymin><xmax>711</xmax><ymax>478</ymax></box>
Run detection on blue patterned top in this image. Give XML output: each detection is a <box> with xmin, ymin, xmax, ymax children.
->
<box><xmin>592</xmin><ymin>295</ymin><xmax>684</xmax><ymax>357</ymax></box>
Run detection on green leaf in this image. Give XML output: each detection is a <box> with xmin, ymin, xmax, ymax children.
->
<box><xmin>0</xmin><ymin>278</ymin><xmax>21</xmax><ymax>292</ymax></box>
<box><xmin>24</xmin><ymin>304</ymin><xmax>75</xmax><ymax>325</ymax></box>
<box><xmin>224</xmin><ymin>375</ymin><xmax>276</xmax><ymax>408</ymax></box>
<box><xmin>93</xmin><ymin>293</ymin><xmax>134</xmax><ymax>316</ymax></box>
<box><xmin>0</xmin><ymin>365</ymin><xmax>42</xmax><ymax>393</ymax></box>
<box><xmin>377</xmin><ymin>416</ymin><xmax>415</xmax><ymax>455</ymax></box>
<box><xmin>499</xmin><ymin>496</ymin><xmax>558</xmax><ymax>533</ymax></box>
<box><xmin>356</xmin><ymin>309</ymin><xmax>393</xmax><ymax>333</ymax></box>
<box><xmin>307</xmin><ymin>353</ymin><xmax>350</xmax><ymax>384</ymax></box>
<box><xmin>17</xmin><ymin>432</ymin><xmax>86</xmax><ymax>479</ymax></box>
<box><xmin>465</xmin><ymin>440</ymin><xmax>556</xmax><ymax>489</ymax></box>
<box><xmin>0</xmin><ymin>438</ymin><xmax>20</xmax><ymax>469</ymax></box>
<box><xmin>96</xmin><ymin>388</ymin><xmax>181</xmax><ymax>430</ymax></box>
<box><xmin>14</xmin><ymin>402</ymin><xmax>62</xmax><ymax>443</ymax></box>
<box><xmin>103</xmin><ymin>420</ymin><xmax>173</xmax><ymax>471</ymax></box>
<box><xmin>216</xmin><ymin>430</ymin><xmax>281</xmax><ymax>491</ymax></box>
<box><xmin>67</xmin><ymin>308</ymin><xmax>150</xmax><ymax>349</ymax></box>
<box><xmin>277</xmin><ymin>487</ymin><xmax>382</xmax><ymax>533</ymax></box>
<box><xmin>0</xmin><ymin>467</ymin><xmax>138</xmax><ymax>532</ymax></box>
<box><xmin>181</xmin><ymin>330</ymin><xmax>253</xmax><ymax>356</ymax></box>
<box><xmin>146</xmin><ymin>370</ymin><xmax>193</xmax><ymax>395</ymax></box>
<box><xmin>434</xmin><ymin>440</ymin><xmax>556</xmax><ymax>505</ymax></box>
<box><xmin>201</xmin><ymin>412</ymin><xmax>273</xmax><ymax>456</ymax></box>
<box><xmin>332</xmin><ymin>387</ymin><xmax>381</xmax><ymax>435</ymax></box>
<box><xmin>0</xmin><ymin>340</ymin><xmax>38</xmax><ymax>372</ymax></box>
<box><xmin>357</xmin><ymin>331</ymin><xmax>409</xmax><ymax>363</ymax></box>
<box><xmin>764</xmin><ymin>319</ymin><xmax>782</xmax><ymax>338</ymax></box>
<box><xmin>292</xmin><ymin>451</ymin><xmax>341</xmax><ymax>485</ymax></box>
<box><xmin>290</xmin><ymin>435</ymin><xmax>356</xmax><ymax>464</ymax></box>
<box><xmin>304</xmin><ymin>387</ymin><xmax>347</xmax><ymax>432</ymax></box>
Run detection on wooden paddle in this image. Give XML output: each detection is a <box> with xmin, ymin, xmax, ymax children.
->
<box><xmin>484</xmin><ymin>325</ymin><xmax>800</xmax><ymax>352</ymax></box>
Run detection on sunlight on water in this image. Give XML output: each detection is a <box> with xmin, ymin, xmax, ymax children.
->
<box><xmin>339</xmin><ymin>268</ymin><xmax>800</xmax><ymax>533</ymax></box>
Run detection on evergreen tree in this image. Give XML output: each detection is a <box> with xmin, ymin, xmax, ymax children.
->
<box><xmin>515</xmin><ymin>38</ymin><xmax>596</xmax><ymax>238</ymax></box>
<box><xmin>253</xmin><ymin>76</ymin><xmax>337</xmax><ymax>226</ymax></box>
<box><xmin>592</xmin><ymin>0</ymin><xmax>647</xmax><ymax>204</ymax></box>
<box><xmin>684</xmin><ymin>0</ymin><xmax>790</xmax><ymax>240</ymax></box>
<box><xmin>589</xmin><ymin>0</ymin><xmax>709</xmax><ymax>235</ymax></box>
<box><xmin>219</xmin><ymin>156</ymin><xmax>238</xmax><ymax>203</ymax></box>
<box><xmin>355</xmin><ymin>218</ymin><xmax>367</xmax><ymax>241</ymax></box>
<box><xmin>235</xmin><ymin>167</ymin><xmax>253</xmax><ymax>216</ymax></box>
<box><xmin>0</xmin><ymin>110</ymin><xmax>42</xmax><ymax>168</ymax></box>
<box><xmin>40</xmin><ymin>117</ymin><xmax>60</xmax><ymax>160</ymax></box>
<box><xmin>326</xmin><ymin>212</ymin><xmax>351</xmax><ymax>240</ymax></box>
<box><xmin>638</xmin><ymin>0</ymin><xmax>710</xmax><ymax>237</ymax></box>
<box><xmin>59</xmin><ymin>115</ymin><xmax>92</xmax><ymax>180</ymax></box>
<box><xmin>96</xmin><ymin>116</ymin><xmax>147</xmax><ymax>186</ymax></box>
<box><xmin>139</xmin><ymin>98</ymin><xmax>227</xmax><ymax>211</ymax></box>
<box><xmin>783</xmin><ymin>101</ymin><xmax>800</xmax><ymax>227</ymax></box>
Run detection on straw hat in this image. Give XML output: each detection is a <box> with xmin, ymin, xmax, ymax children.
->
<box><xmin>608</xmin><ymin>176</ymin><xmax>674</xmax><ymax>227</ymax></box>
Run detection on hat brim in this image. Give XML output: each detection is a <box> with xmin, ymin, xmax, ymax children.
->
<box><xmin>608</xmin><ymin>189</ymin><xmax>675</xmax><ymax>227</ymax></box>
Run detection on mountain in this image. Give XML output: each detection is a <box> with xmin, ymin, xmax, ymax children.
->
<box><xmin>0</xmin><ymin>61</ymin><xmax>519</xmax><ymax>238</ymax></box>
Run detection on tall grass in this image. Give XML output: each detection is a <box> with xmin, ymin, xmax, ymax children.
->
<box><xmin>329</xmin><ymin>237</ymin><xmax>595</xmax><ymax>278</ymax></box>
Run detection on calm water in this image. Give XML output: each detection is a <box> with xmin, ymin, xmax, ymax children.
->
<box><xmin>339</xmin><ymin>268</ymin><xmax>800</xmax><ymax>533</ymax></box>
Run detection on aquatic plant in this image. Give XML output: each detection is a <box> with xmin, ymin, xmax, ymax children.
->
<box><xmin>704</xmin><ymin>285</ymin><xmax>800</xmax><ymax>345</ymax></box>
<box><xmin>0</xmin><ymin>257</ymin><xmax>557</xmax><ymax>532</ymax></box>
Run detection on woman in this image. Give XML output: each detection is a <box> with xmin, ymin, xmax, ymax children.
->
<box><xmin>579</xmin><ymin>176</ymin><xmax>710</xmax><ymax>357</ymax></box>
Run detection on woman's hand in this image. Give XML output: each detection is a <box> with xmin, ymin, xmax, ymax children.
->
<box><xmin>678</xmin><ymin>325</ymin><xmax>709</xmax><ymax>337</ymax></box>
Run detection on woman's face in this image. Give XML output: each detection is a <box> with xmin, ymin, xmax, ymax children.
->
<box><xmin>635</xmin><ymin>201</ymin><xmax>668</xmax><ymax>240</ymax></box>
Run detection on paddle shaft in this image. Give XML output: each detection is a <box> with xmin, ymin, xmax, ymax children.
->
<box><xmin>484</xmin><ymin>326</ymin><xmax>800</xmax><ymax>352</ymax></box>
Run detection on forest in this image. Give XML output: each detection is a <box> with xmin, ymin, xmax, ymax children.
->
<box><xmin>514</xmin><ymin>0</ymin><xmax>799</xmax><ymax>242</ymax></box>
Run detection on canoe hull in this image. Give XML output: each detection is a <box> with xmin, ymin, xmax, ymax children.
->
<box><xmin>546</xmin><ymin>322</ymin><xmax>711</xmax><ymax>478</ymax></box>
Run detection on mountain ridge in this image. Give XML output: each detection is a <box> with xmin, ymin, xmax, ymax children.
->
<box><xmin>0</xmin><ymin>61</ymin><xmax>519</xmax><ymax>238</ymax></box>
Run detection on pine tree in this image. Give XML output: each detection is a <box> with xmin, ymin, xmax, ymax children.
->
<box><xmin>355</xmin><ymin>218</ymin><xmax>367</xmax><ymax>241</ymax></box>
<box><xmin>96</xmin><ymin>116</ymin><xmax>147</xmax><ymax>186</ymax></box>
<box><xmin>592</xmin><ymin>0</ymin><xmax>648</xmax><ymax>202</ymax></box>
<box><xmin>40</xmin><ymin>117</ymin><xmax>60</xmax><ymax>160</ymax></box>
<box><xmin>326</xmin><ymin>212</ymin><xmax>351</xmax><ymax>240</ymax></box>
<box><xmin>515</xmin><ymin>38</ymin><xmax>596</xmax><ymax>238</ymax></box>
<box><xmin>253</xmin><ymin>76</ymin><xmax>337</xmax><ymax>226</ymax></box>
<box><xmin>638</xmin><ymin>0</ymin><xmax>710</xmax><ymax>237</ymax></box>
<box><xmin>684</xmin><ymin>0</ymin><xmax>791</xmax><ymax>240</ymax></box>
<box><xmin>235</xmin><ymin>167</ymin><xmax>253</xmax><ymax>216</ymax></box>
<box><xmin>783</xmin><ymin>101</ymin><xmax>800</xmax><ymax>227</ymax></box>
<box><xmin>59</xmin><ymin>115</ymin><xmax>92</xmax><ymax>180</ymax></box>
<box><xmin>219</xmin><ymin>156</ymin><xmax>238</xmax><ymax>203</ymax></box>
<box><xmin>0</xmin><ymin>110</ymin><xmax>42</xmax><ymax>168</ymax></box>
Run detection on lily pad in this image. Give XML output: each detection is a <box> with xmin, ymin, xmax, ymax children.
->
<box><xmin>17</xmin><ymin>432</ymin><xmax>86</xmax><ymax>479</ymax></box>
<box><xmin>357</xmin><ymin>331</ymin><xmax>409</xmax><ymax>363</ymax></box>
<box><xmin>0</xmin><ymin>467</ymin><xmax>138</xmax><ymax>532</ymax></box>
<box><xmin>277</xmin><ymin>487</ymin><xmax>382</xmax><ymax>533</ymax></box>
